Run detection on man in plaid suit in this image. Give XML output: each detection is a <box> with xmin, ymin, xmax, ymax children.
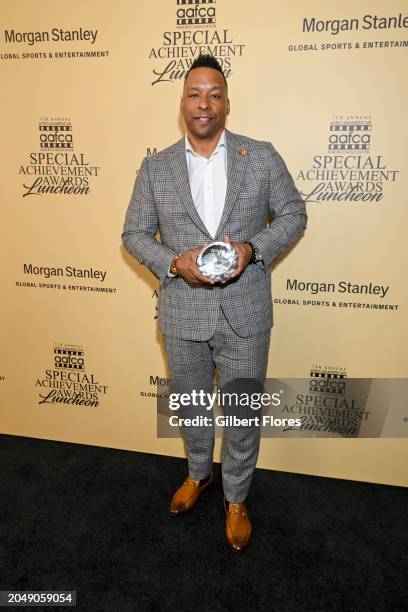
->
<box><xmin>122</xmin><ymin>55</ymin><xmax>307</xmax><ymax>552</ymax></box>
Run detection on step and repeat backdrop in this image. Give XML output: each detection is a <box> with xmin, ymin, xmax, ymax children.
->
<box><xmin>1</xmin><ymin>0</ymin><xmax>407</xmax><ymax>486</ymax></box>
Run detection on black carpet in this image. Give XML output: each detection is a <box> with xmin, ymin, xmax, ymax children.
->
<box><xmin>0</xmin><ymin>434</ymin><xmax>406</xmax><ymax>611</ymax></box>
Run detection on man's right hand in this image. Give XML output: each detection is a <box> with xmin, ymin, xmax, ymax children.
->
<box><xmin>173</xmin><ymin>245</ymin><xmax>214</xmax><ymax>286</ymax></box>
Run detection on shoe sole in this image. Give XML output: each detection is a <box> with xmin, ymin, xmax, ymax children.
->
<box><xmin>229</xmin><ymin>546</ymin><xmax>246</xmax><ymax>554</ymax></box>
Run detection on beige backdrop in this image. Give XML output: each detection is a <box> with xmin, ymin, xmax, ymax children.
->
<box><xmin>1</xmin><ymin>0</ymin><xmax>407</xmax><ymax>486</ymax></box>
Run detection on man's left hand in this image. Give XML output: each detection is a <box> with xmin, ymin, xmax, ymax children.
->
<box><xmin>223</xmin><ymin>235</ymin><xmax>252</xmax><ymax>282</ymax></box>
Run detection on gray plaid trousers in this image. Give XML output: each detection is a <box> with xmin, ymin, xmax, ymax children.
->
<box><xmin>163</xmin><ymin>306</ymin><xmax>271</xmax><ymax>503</ymax></box>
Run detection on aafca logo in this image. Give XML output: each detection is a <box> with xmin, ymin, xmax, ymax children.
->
<box><xmin>309</xmin><ymin>365</ymin><xmax>347</xmax><ymax>395</ymax></box>
<box><xmin>329</xmin><ymin>117</ymin><xmax>371</xmax><ymax>152</ymax></box>
<box><xmin>148</xmin><ymin>0</ymin><xmax>246</xmax><ymax>85</ymax></box>
<box><xmin>177</xmin><ymin>0</ymin><xmax>216</xmax><ymax>28</ymax></box>
<box><xmin>35</xmin><ymin>343</ymin><xmax>108</xmax><ymax>407</ymax></box>
<box><xmin>297</xmin><ymin>115</ymin><xmax>399</xmax><ymax>204</ymax></box>
<box><xmin>18</xmin><ymin>116</ymin><xmax>100</xmax><ymax>197</ymax></box>
<box><xmin>40</xmin><ymin>121</ymin><xmax>73</xmax><ymax>149</ymax></box>
<box><xmin>54</xmin><ymin>346</ymin><xmax>84</xmax><ymax>369</ymax></box>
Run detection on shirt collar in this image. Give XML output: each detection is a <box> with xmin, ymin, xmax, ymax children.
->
<box><xmin>185</xmin><ymin>129</ymin><xmax>226</xmax><ymax>158</ymax></box>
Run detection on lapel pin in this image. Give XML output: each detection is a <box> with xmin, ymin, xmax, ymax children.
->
<box><xmin>239</xmin><ymin>148</ymin><xmax>247</xmax><ymax>156</ymax></box>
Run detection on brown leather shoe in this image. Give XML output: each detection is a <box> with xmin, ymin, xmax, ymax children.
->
<box><xmin>169</xmin><ymin>471</ymin><xmax>214</xmax><ymax>515</ymax></box>
<box><xmin>224</xmin><ymin>499</ymin><xmax>252</xmax><ymax>553</ymax></box>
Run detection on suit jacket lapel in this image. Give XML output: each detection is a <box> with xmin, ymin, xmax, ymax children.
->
<box><xmin>215</xmin><ymin>129</ymin><xmax>247</xmax><ymax>238</ymax></box>
<box><xmin>167</xmin><ymin>137</ymin><xmax>213</xmax><ymax>239</ymax></box>
<box><xmin>167</xmin><ymin>130</ymin><xmax>247</xmax><ymax>241</ymax></box>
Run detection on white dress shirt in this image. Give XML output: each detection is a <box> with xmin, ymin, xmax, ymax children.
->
<box><xmin>167</xmin><ymin>130</ymin><xmax>228</xmax><ymax>277</ymax></box>
<box><xmin>185</xmin><ymin>129</ymin><xmax>227</xmax><ymax>239</ymax></box>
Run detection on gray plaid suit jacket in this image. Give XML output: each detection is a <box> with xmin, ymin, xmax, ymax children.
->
<box><xmin>122</xmin><ymin>129</ymin><xmax>307</xmax><ymax>341</ymax></box>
